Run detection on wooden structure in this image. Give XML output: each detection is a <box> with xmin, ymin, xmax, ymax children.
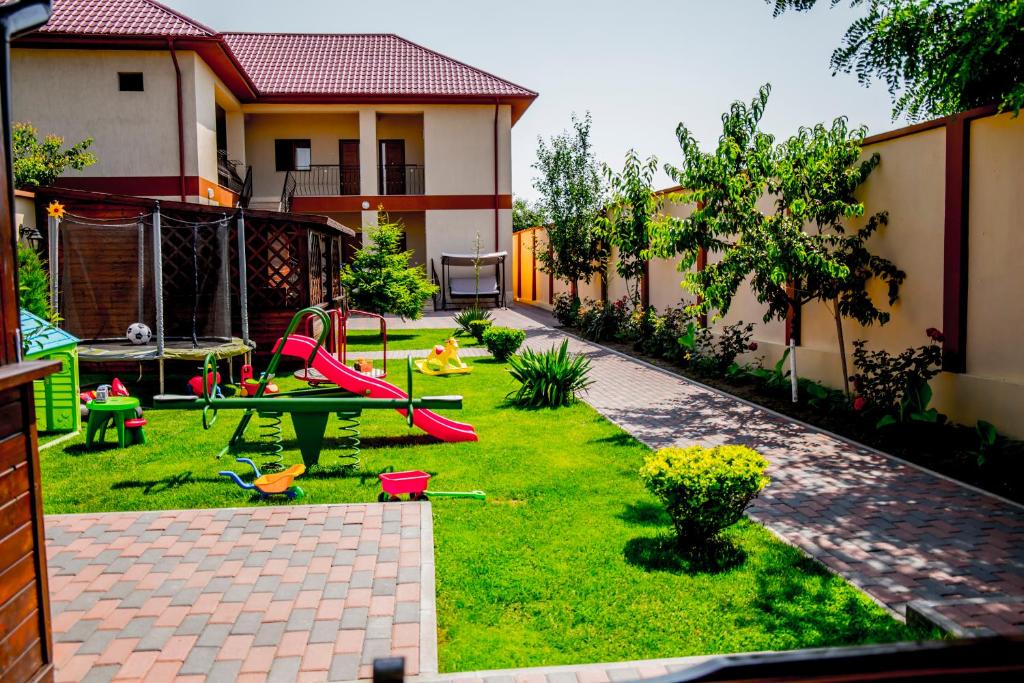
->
<box><xmin>1</xmin><ymin>3</ymin><xmax>60</xmax><ymax>681</ymax></box>
<box><xmin>33</xmin><ymin>187</ymin><xmax>357</xmax><ymax>358</ymax></box>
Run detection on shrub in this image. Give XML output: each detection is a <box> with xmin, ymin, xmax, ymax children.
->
<box><xmin>340</xmin><ymin>218</ymin><xmax>438</xmax><ymax>319</ymax></box>
<box><xmin>482</xmin><ymin>326</ymin><xmax>526</xmax><ymax>361</ymax></box>
<box><xmin>468</xmin><ymin>319</ymin><xmax>493</xmax><ymax>344</ymax></box>
<box><xmin>454</xmin><ymin>306</ymin><xmax>492</xmax><ymax>335</ymax></box>
<box><xmin>578</xmin><ymin>297</ymin><xmax>628</xmax><ymax>342</ymax></box>
<box><xmin>849</xmin><ymin>332</ymin><xmax>944</xmax><ymax>427</ymax></box>
<box><xmin>682</xmin><ymin>321</ymin><xmax>756</xmax><ymax>374</ymax></box>
<box><xmin>507</xmin><ymin>339</ymin><xmax>593</xmax><ymax>408</ymax></box>
<box><xmin>552</xmin><ymin>292</ymin><xmax>581</xmax><ymax>327</ymax></box>
<box><xmin>640</xmin><ymin>445</ymin><xmax>770</xmax><ymax>549</ymax></box>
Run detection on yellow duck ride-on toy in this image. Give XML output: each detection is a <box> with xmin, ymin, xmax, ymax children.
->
<box><xmin>415</xmin><ymin>337</ymin><xmax>472</xmax><ymax>376</ymax></box>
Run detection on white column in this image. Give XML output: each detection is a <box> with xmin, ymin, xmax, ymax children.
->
<box><xmin>358</xmin><ymin>109</ymin><xmax>377</xmax><ymax>197</ymax></box>
<box><xmin>361</xmin><ymin>210</ymin><xmax>379</xmax><ymax>246</ymax></box>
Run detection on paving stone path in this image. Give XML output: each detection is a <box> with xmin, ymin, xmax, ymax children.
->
<box><xmin>491</xmin><ymin>305</ymin><xmax>1024</xmax><ymax>638</ymax></box>
<box><xmin>46</xmin><ymin>503</ymin><xmax>437</xmax><ymax>683</ymax></box>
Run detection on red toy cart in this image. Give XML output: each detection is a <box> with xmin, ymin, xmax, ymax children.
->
<box><xmin>378</xmin><ymin>470</ymin><xmax>485</xmax><ymax>502</ymax></box>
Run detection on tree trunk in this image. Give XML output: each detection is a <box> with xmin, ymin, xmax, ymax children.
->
<box><xmin>570</xmin><ymin>279</ymin><xmax>579</xmax><ymax>301</ymax></box>
<box><xmin>833</xmin><ymin>297</ymin><xmax>850</xmax><ymax>396</ymax></box>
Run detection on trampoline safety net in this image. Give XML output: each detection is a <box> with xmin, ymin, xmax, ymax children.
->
<box><xmin>56</xmin><ymin>211</ymin><xmax>244</xmax><ymax>361</ymax></box>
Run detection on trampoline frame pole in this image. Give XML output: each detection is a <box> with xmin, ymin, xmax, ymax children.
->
<box><xmin>48</xmin><ymin>214</ymin><xmax>59</xmax><ymax>314</ymax></box>
<box><xmin>153</xmin><ymin>205</ymin><xmax>165</xmax><ymax>358</ymax></box>
<box><xmin>236</xmin><ymin>211</ymin><xmax>250</xmax><ymax>347</ymax></box>
<box><xmin>137</xmin><ymin>220</ymin><xmax>145</xmax><ymax>323</ymax></box>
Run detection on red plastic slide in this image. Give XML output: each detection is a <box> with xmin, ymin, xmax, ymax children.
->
<box><xmin>278</xmin><ymin>335</ymin><xmax>478</xmax><ymax>442</ymax></box>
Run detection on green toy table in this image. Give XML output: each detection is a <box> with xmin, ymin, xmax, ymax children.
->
<box><xmin>85</xmin><ymin>397</ymin><xmax>141</xmax><ymax>449</ymax></box>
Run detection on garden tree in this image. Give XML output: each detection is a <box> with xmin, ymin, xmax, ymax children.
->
<box><xmin>532</xmin><ymin>112</ymin><xmax>606</xmax><ymax>299</ymax></box>
<box><xmin>18</xmin><ymin>243</ymin><xmax>56</xmax><ymax>322</ymax></box>
<box><xmin>767</xmin><ymin>0</ymin><xmax>1024</xmax><ymax>120</ymax></box>
<box><xmin>340</xmin><ymin>216</ymin><xmax>437</xmax><ymax>320</ymax></box>
<box><xmin>13</xmin><ymin>122</ymin><xmax>96</xmax><ymax>189</ymax></box>
<box><xmin>598</xmin><ymin>150</ymin><xmax>659</xmax><ymax>306</ymax></box>
<box><xmin>651</xmin><ymin>84</ymin><xmax>904</xmax><ymax>394</ymax></box>
<box><xmin>512</xmin><ymin>195</ymin><xmax>548</xmax><ymax>232</ymax></box>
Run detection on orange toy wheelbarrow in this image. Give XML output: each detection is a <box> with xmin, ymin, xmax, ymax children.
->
<box><xmin>219</xmin><ymin>458</ymin><xmax>305</xmax><ymax>500</ymax></box>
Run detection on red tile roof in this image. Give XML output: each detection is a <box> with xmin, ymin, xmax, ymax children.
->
<box><xmin>24</xmin><ymin>0</ymin><xmax>214</xmax><ymax>38</ymax></box>
<box><xmin>221</xmin><ymin>33</ymin><xmax>535</xmax><ymax>98</ymax></box>
<box><xmin>14</xmin><ymin>0</ymin><xmax>537</xmax><ymax>114</ymax></box>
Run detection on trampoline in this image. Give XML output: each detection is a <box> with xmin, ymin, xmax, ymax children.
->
<box><xmin>48</xmin><ymin>204</ymin><xmax>254</xmax><ymax>392</ymax></box>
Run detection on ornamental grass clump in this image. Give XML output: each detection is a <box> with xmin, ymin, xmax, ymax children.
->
<box><xmin>507</xmin><ymin>339</ymin><xmax>592</xmax><ymax>408</ymax></box>
<box><xmin>640</xmin><ymin>445</ymin><xmax>770</xmax><ymax>551</ymax></box>
<box><xmin>482</xmin><ymin>326</ymin><xmax>525</xmax><ymax>361</ymax></box>
<box><xmin>454</xmin><ymin>306</ymin><xmax>492</xmax><ymax>335</ymax></box>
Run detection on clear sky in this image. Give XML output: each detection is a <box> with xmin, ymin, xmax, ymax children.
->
<box><xmin>165</xmin><ymin>0</ymin><xmax>906</xmax><ymax>199</ymax></box>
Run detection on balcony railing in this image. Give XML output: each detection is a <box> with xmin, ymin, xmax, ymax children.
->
<box><xmin>216</xmin><ymin>150</ymin><xmax>252</xmax><ymax>207</ymax></box>
<box><xmin>280</xmin><ymin>164</ymin><xmax>361</xmax><ymax>211</ymax></box>
<box><xmin>378</xmin><ymin>164</ymin><xmax>425</xmax><ymax>195</ymax></box>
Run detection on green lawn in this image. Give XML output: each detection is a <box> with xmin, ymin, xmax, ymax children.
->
<box><xmin>41</xmin><ymin>359</ymin><xmax>916</xmax><ymax>671</ymax></box>
<box><xmin>344</xmin><ymin>327</ymin><xmax>481</xmax><ymax>352</ymax></box>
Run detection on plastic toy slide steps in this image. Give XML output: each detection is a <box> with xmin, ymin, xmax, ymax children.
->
<box><xmin>277</xmin><ymin>335</ymin><xmax>478</xmax><ymax>442</ymax></box>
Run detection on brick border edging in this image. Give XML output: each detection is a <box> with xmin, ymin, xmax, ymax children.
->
<box><xmin>420</xmin><ymin>502</ymin><xmax>439</xmax><ymax>675</ymax></box>
<box><xmin>547</xmin><ymin>325</ymin><xmax>1024</xmax><ymax>514</ymax></box>
<box><xmin>415</xmin><ymin>653</ymin><xmax>715</xmax><ymax>682</ymax></box>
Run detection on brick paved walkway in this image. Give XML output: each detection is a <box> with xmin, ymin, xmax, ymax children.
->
<box><xmin>493</xmin><ymin>305</ymin><xmax>1024</xmax><ymax>637</ymax></box>
<box><xmin>46</xmin><ymin>503</ymin><xmax>437</xmax><ymax>682</ymax></box>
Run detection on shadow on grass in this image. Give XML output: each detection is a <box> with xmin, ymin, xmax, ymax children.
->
<box><xmin>618</xmin><ymin>501</ymin><xmax>671</xmax><ymax>527</ymax></box>
<box><xmin>744</xmin><ymin>554</ymin><xmax>929</xmax><ymax>644</ymax></box>
<box><xmin>110</xmin><ymin>471</ymin><xmax>221</xmax><ymax>495</ymax></box>
<box><xmin>591</xmin><ymin>432</ymin><xmax>640</xmax><ymax>448</ymax></box>
<box><xmin>624</xmin><ymin>535</ymin><xmax>746</xmax><ymax>574</ymax></box>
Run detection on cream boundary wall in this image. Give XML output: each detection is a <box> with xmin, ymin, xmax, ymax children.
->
<box><xmin>12</xmin><ymin>48</ymin><xmax>185</xmax><ymax>178</ymax></box>
<box><xmin>520</xmin><ymin>112</ymin><xmax>1024</xmax><ymax>438</ymax></box>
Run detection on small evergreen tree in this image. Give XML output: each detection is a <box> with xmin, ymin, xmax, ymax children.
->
<box><xmin>18</xmin><ymin>242</ymin><xmax>56</xmax><ymax>322</ymax></box>
<box><xmin>340</xmin><ymin>217</ymin><xmax>437</xmax><ymax>319</ymax></box>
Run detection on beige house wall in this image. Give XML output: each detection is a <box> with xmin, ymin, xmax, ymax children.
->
<box><xmin>244</xmin><ymin>112</ymin><xmax>361</xmax><ymax>204</ymax></box>
<box><xmin>423</xmin><ymin>105</ymin><xmax>511</xmax><ymax>196</ymax></box>
<box><xmin>516</xmin><ymin>112</ymin><xmax>1024</xmax><ymax>438</ymax></box>
<box><xmin>11</xmin><ymin>48</ymin><xmax>187</xmax><ymax>179</ymax></box>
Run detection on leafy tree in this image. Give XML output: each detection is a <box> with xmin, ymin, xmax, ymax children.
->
<box><xmin>532</xmin><ymin>112</ymin><xmax>606</xmax><ymax>299</ymax></box>
<box><xmin>767</xmin><ymin>0</ymin><xmax>1024</xmax><ymax>120</ymax></box>
<box><xmin>13</xmin><ymin>122</ymin><xmax>96</xmax><ymax>189</ymax></box>
<box><xmin>512</xmin><ymin>195</ymin><xmax>548</xmax><ymax>232</ymax></box>
<box><xmin>599</xmin><ymin>150</ymin><xmax>660</xmax><ymax>306</ymax></box>
<box><xmin>340</xmin><ymin>217</ymin><xmax>438</xmax><ymax>319</ymax></box>
<box><xmin>652</xmin><ymin>84</ymin><xmax>904</xmax><ymax>393</ymax></box>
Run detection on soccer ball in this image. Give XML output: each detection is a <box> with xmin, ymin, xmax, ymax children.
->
<box><xmin>126</xmin><ymin>322</ymin><xmax>152</xmax><ymax>345</ymax></box>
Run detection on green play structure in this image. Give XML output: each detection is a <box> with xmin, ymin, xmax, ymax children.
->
<box><xmin>21</xmin><ymin>309</ymin><xmax>81</xmax><ymax>433</ymax></box>
<box><xmin>158</xmin><ymin>307</ymin><xmax>467</xmax><ymax>468</ymax></box>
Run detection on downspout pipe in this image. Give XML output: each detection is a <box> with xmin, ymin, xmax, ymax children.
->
<box><xmin>493</xmin><ymin>100</ymin><xmax>499</xmax><ymax>252</ymax></box>
<box><xmin>167</xmin><ymin>38</ymin><xmax>186</xmax><ymax>201</ymax></box>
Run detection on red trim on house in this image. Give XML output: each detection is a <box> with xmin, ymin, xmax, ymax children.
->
<box><xmin>291</xmin><ymin>194</ymin><xmax>513</xmax><ymax>213</ymax></box>
<box><xmin>51</xmin><ymin>176</ymin><xmax>237</xmax><ymax>206</ymax></box>
<box><xmin>942</xmin><ymin>114</ymin><xmax>971</xmax><ymax>373</ymax></box>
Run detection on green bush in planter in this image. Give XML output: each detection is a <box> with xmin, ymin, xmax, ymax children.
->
<box><xmin>468</xmin><ymin>319</ymin><xmax>493</xmax><ymax>344</ymax></box>
<box><xmin>640</xmin><ymin>444</ymin><xmax>769</xmax><ymax>550</ymax></box>
<box><xmin>482</xmin><ymin>326</ymin><xmax>526</xmax><ymax>361</ymax></box>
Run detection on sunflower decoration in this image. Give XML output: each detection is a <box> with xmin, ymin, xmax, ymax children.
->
<box><xmin>46</xmin><ymin>200</ymin><xmax>65</xmax><ymax>220</ymax></box>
